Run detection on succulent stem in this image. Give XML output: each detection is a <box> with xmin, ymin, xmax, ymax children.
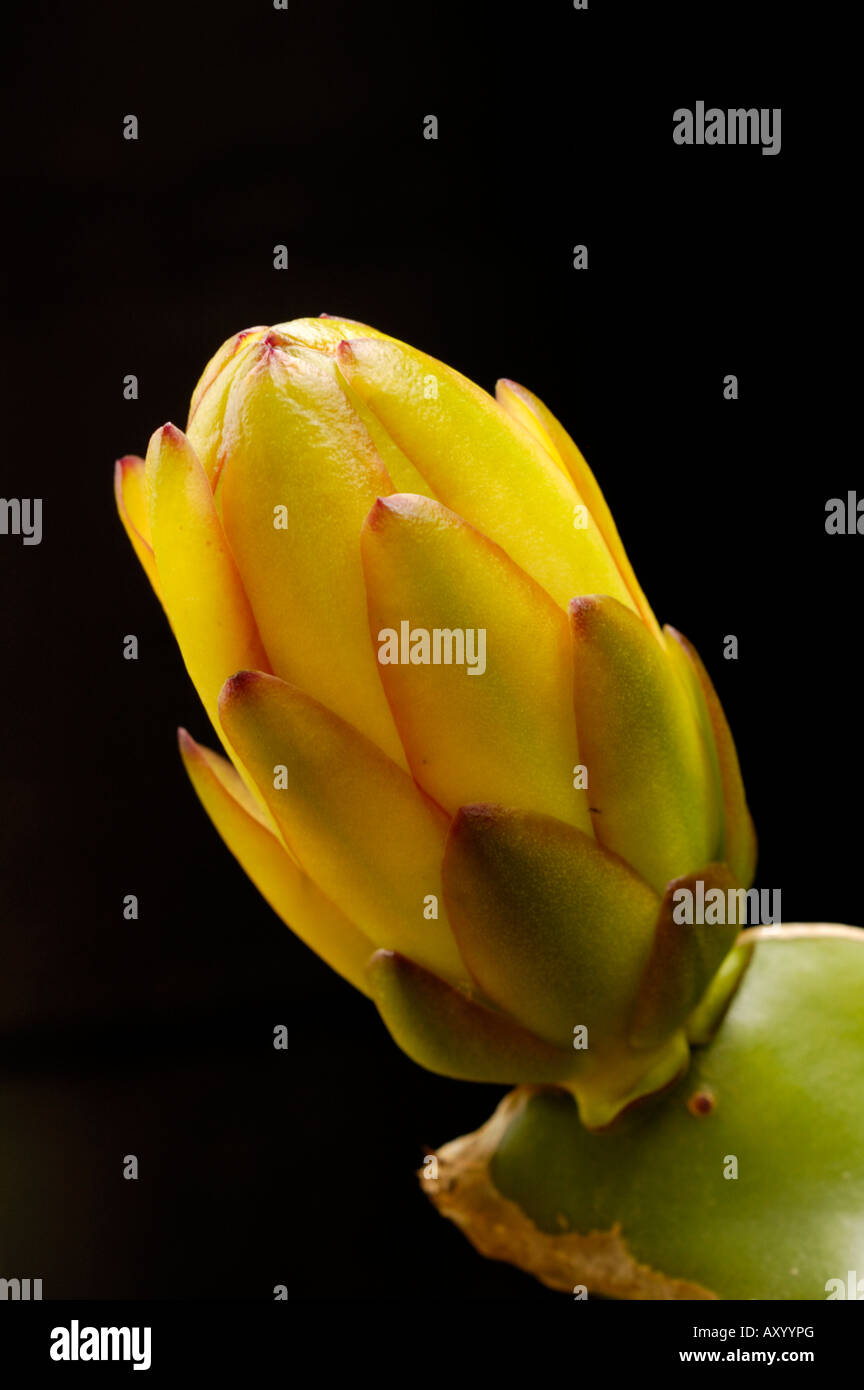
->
<box><xmin>423</xmin><ymin>926</ymin><xmax>864</xmax><ymax>1299</ymax></box>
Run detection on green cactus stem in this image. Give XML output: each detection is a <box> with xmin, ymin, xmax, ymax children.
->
<box><xmin>423</xmin><ymin>926</ymin><xmax>864</xmax><ymax>1300</ymax></box>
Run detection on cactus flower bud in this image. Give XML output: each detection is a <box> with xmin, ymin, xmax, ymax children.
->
<box><xmin>115</xmin><ymin>315</ymin><xmax>758</xmax><ymax>1130</ymax></box>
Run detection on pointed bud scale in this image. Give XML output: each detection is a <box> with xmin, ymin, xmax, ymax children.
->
<box><xmin>217</xmin><ymin>340</ymin><xmax>407</xmax><ymax>766</ymax></box>
<box><xmin>178</xmin><ymin>728</ymin><xmax>375</xmax><ymax>995</ymax></box>
<box><xmin>361</xmin><ymin>493</ymin><xmax>592</xmax><ymax>833</ymax></box>
<box><xmin>628</xmin><ymin>863</ymin><xmax>742</xmax><ymax>1050</ymax></box>
<box><xmin>496</xmin><ymin>377</ymin><xmax>661</xmax><ymax>639</ymax></box>
<box><xmin>144</xmin><ymin>421</ymin><xmax>270</xmax><ymax>741</ymax></box>
<box><xmin>367</xmin><ymin>950</ymin><xmax>578</xmax><ymax>1085</ymax></box>
<box><xmin>665</xmin><ymin>625</ymin><xmax>757</xmax><ymax>887</ymax></box>
<box><xmin>570</xmin><ymin>595</ymin><xmax>722</xmax><ymax>892</ymax></box>
<box><xmin>186</xmin><ymin>328</ymin><xmax>269</xmax><ymax>487</ymax></box>
<box><xmin>339</xmin><ymin>336</ymin><xmax>638</xmax><ymax>612</ymax></box>
<box><xmin>218</xmin><ymin>670</ymin><xmax>464</xmax><ymax>982</ymax></box>
<box><xmin>114</xmin><ymin>454</ymin><xmax>161</xmax><ymax>598</ymax></box>
<box><xmin>442</xmin><ymin>805</ymin><xmax>660</xmax><ymax>1050</ymax></box>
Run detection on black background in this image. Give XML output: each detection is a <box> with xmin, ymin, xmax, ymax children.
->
<box><xmin>0</xmin><ymin>1</ymin><xmax>855</xmax><ymax>1299</ymax></box>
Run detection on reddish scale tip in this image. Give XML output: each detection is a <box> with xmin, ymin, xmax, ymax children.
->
<box><xmin>222</xmin><ymin>669</ymin><xmax>262</xmax><ymax>703</ymax></box>
<box><xmin>452</xmin><ymin>803</ymin><xmax>503</xmax><ymax>835</ymax></box>
<box><xmin>335</xmin><ymin>339</ymin><xmax>355</xmax><ymax>364</ymax></box>
<box><xmin>569</xmin><ymin>594</ymin><xmax>602</xmax><ymax>632</ymax></box>
<box><xmin>364</xmin><ymin>496</ymin><xmax>391</xmax><ymax>532</ymax></box>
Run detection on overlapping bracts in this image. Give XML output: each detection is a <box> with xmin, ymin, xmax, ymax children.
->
<box><xmin>115</xmin><ymin>316</ymin><xmax>756</xmax><ymax>1126</ymax></box>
